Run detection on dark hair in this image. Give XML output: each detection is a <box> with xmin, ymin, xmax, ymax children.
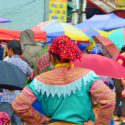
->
<box><xmin>120</xmin><ymin>45</ymin><xmax>125</xmax><ymax>53</ymax></box>
<box><xmin>7</xmin><ymin>40</ymin><xmax>22</xmax><ymax>55</ymax></box>
<box><xmin>49</xmin><ymin>51</ymin><xmax>70</xmax><ymax>63</ymax></box>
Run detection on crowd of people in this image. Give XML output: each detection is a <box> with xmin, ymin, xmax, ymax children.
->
<box><xmin>0</xmin><ymin>29</ymin><xmax>124</xmax><ymax>125</ymax></box>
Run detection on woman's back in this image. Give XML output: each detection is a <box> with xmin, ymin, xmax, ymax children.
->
<box><xmin>29</xmin><ymin>67</ymin><xmax>99</xmax><ymax>124</ymax></box>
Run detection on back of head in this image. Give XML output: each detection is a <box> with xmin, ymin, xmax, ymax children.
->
<box><xmin>120</xmin><ymin>45</ymin><xmax>125</xmax><ymax>53</ymax></box>
<box><xmin>7</xmin><ymin>40</ymin><xmax>22</xmax><ymax>55</ymax></box>
<box><xmin>49</xmin><ymin>36</ymin><xmax>82</xmax><ymax>63</ymax></box>
<box><xmin>20</xmin><ymin>29</ymin><xmax>36</xmax><ymax>46</ymax></box>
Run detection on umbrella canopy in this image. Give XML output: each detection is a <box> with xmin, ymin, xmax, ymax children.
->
<box><xmin>74</xmin><ymin>54</ymin><xmax>125</xmax><ymax>79</ymax></box>
<box><xmin>0</xmin><ymin>61</ymin><xmax>27</xmax><ymax>90</ymax></box>
<box><xmin>32</xmin><ymin>20</ymin><xmax>57</xmax><ymax>32</ymax></box>
<box><xmin>0</xmin><ymin>18</ymin><xmax>11</xmax><ymax>23</ymax></box>
<box><xmin>76</xmin><ymin>13</ymin><xmax>125</xmax><ymax>31</ymax></box>
<box><xmin>84</xmin><ymin>29</ymin><xmax>108</xmax><ymax>38</ymax></box>
<box><xmin>0</xmin><ymin>28</ymin><xmax>47</xmax><ymax>42</ymax></box>
<box><xmin>43</xmin><ymin>22</ymin><xmax>89</xmax><ymax>41</ymax></box>
<box><xmin>94</xmin><ymin>36</ymin><xmax>120</xmax><ymax>58</ymax></box>
<box><xmin>108</xmin><ymin>28</ymin><xmax>125</xmax><ymax>50</ymax></box>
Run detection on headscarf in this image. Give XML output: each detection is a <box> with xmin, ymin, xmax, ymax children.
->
<box><xmin>49</xmin><ymin>36</ymin><xmax>82</xmax><ymax>61</ymax></box>
<box><xmin>20</xmin><ymin>29</ymin><xmax>36</xmax><ymax>46</ymax></box>
<box><xmin>0</xmin><ymin>112</ymin><xmax>10</xmax><ymax>125</ymax></box>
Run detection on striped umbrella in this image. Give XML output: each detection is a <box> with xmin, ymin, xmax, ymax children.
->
<box><xmin>43</xmin><ymin>22</ymin><xmax>89</xmax><ymax>41</ymax></box>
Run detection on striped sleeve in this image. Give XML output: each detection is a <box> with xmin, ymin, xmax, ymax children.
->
<box><xmin>90</xmin><ymin>80</ymin><xmax>116</xmax><ymax>125</ymax></box>
<box><xmin>12</xmin><ymin>87</ymin><xmax>51</xmax><ymax>125</ymax></box>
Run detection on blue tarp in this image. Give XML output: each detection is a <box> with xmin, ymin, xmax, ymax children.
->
<box><xmin>76</xmin><ymin>13</ymin><xmax>125</xmax><ymax>31</ymax></box>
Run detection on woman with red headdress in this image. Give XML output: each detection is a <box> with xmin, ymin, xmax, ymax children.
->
<box><xmin>12</xmin><ymin>36</ymin><xmax>115</xmax><ymax>125</ymax></box>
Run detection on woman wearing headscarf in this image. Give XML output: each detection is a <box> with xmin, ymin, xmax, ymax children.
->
<box><xmin>20</xmin><ymin>29</ymin><xmax>42</xmax><ymax>67</ymax></box>
<box><xmin>12</xmin><ymin>36</ymin><xmax>115</xmax><ymax>125</ymax></box>
<box><xmin>114</xmin><ymin>45</ymin><xmax>125</xmax><ymax>122</ymax></box>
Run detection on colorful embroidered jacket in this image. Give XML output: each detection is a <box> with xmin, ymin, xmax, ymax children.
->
<box><xmin>12</xmin><ymin>65</ymin><xmax>115</xmax><ymax>125</ymax></box>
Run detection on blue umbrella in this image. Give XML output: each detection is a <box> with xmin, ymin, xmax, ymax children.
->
<box><xmin>44</xmin><ymin>22</ymin><xmax>89</xmax><ymax>41</ymax></box>
<box><xmin>0</xmin><ymin>18</ymin><xmax>11</xmax><ymax>23</ymax></box>
<box><xmin>76</xmin><ymin>13</ymin><xmax>125</xmax><ymax>31</ymax></box>
<box><xmin>0</xmin><ymin>61</ymin><xmax>27</xmax><ymax>90</ymax></box>
<box><xmin>85</xmin><ymin>29</ymin><xmax>100</xmax><ymax>37</ymax></box>
<box><xmin>78</xmin><ymin>43</ymin><xmax>90</xmax><ymax>50</ymax></box>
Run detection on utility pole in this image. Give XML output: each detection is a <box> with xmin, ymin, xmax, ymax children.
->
<box><xmin>72</xmin><ymin>0</ymin><xmax>87</xmax><ymax>24</ymax></box>
<box><xmin>79</xmin><ymin>0</ymin><xmax>86</xmax><ymax>23</ymax></box>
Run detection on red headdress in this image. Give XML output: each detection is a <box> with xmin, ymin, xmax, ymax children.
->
<box><xmin>49</xmin><ymin>36</ymin><xmax>82</xmax><ymax>61</ymax></box>
<box><xmin>0</xmin><ymin>112</ymin><xmax>10</xmax><ymax>125</ymax></box>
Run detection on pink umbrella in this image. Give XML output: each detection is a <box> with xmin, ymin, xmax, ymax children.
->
<box><xmin>32</xmin><ymin>21</ymin><xmax>57</xmax><ymax>32</ymax></box>
<box><xmin>74</xmin><ymin>54</ymin><xmax>125</xmax><ymax>79</ymax></box>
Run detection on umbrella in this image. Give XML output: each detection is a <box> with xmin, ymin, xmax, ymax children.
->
<box><xmin>74</xmin><ymin>54</ymin><xmax>125</xmax><ymax>79</ymax></box>
<box><xmin>94</xmin><ymin>36</ymin><xmax>120</xmax><ymax>58</ymax></box>
<box><xmin>0</xmin><ymin>18</ymin><xmax>11</xmax><ymax>23</ymax></box>
<box><xmin>108</xmin><ymin>28</ymin><xmax>125</xmax><ymax>50</ymax></box>
<box><xmin>84</xmin><ymin>29</ymin><xmax>108</xmax><ymax>38</ymax></box>
<box><xmin>44</xmin><ymin>22</ymin><xmax>89</xmax><ymax>41</ymax></box>
<box><xmin>78</xmin><ymin>43</ymin><xmax>90</xmax><ymax>51</ymax></box>
<box><xmin>0</xmin><ymin>61</ymin><xmax>27</xmax><ymax>90</ymax></box>
<box><xmin>32</xmin><ymin>20</ymin><xmax>57</xmax><ymax>32</ymax></box>
<box><xmin>76</xmin><ymin>13</ymin><xmax>125</xmax><ymax>31</ymax></box>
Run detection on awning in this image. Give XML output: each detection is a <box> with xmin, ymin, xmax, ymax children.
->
<box><xmin>88</xmin><ymin>0</ymin><xmax>115</xmax><ymax>13</ymax></box>
<box><xmin>0</xmin><ymin>28</ymin><xmax>47</xmax><ymax>42</ymax></box>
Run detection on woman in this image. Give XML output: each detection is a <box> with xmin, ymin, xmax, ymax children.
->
<box><xmin>12</xmin><ymin>36</ymin><xmax>115</xmax><ymax>125</ymax></box>
<box><xmin>20</xmin><ymin>29</ymin><xmax>42</xmax><ymax>67</ymax></box>
<box><xmin>114</xmin><ymin>45</ymin><xmax>125</xmax><ymax>122</ymax></box>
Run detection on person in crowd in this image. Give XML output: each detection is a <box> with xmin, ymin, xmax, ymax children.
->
<box><xmin>5</xmin><ymin>40</ymin><xmax>33</xmax><ymax>76</ymax></box>
<box><xmin>12</xmin><ymin>36</ymin><xmax>115</xmax><ymax>125</ymax></box>
<box><xmin>1</xmin><ymin>40</ymin><xmax>33</xmax><ymax>125</ymax></box>
<box><xmin>0</xmin><ymin>44</ymin><xmax>4</xmax><ymax>61</ymax></box>
<box><xmin>114</xmin><ymin>45</ymin><xmax>125</xmax><ymax>122</ymax></box>
<box><xmin>20</xmin><ymin>29</ymin><xmax>43</xmax><ymax>68</ymax></box>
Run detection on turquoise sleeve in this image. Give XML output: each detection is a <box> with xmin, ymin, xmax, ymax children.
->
<box><xmin>27</xmin><ymin>80</ymin><xmax>43</xmax><ymax>101</ymax></box>
<box><xmin>85</xmin><ymin>71</ymin><xmax>100</xmax><ymax>92</ymax></box>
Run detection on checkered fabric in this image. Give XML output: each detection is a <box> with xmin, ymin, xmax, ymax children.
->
<box><xmin>36</xmin><ymin>52</ymin><xmax>50</xmax><ymax>72</ymax></box>
<box><xmin>2</xmin><ymin>55</ymin><xmax>32</xmax><ymax>104</ymax></box>
<box><xmin>5</xmin><ymin>55</ymin><xmax>33</xmax><ymax>76</ymax></box>
<box><xmin>1</xmin><ymin>89</ymin><xmax>20</xmax><ymax>104</ymax></box>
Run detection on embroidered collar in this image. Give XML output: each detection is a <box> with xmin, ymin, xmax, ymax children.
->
<box><xmin>32</xmin><ymin>70</ymin><xmax>100</xmax><ymax>98</ymax></box>
<box><xmin>55</xmin><ymin>63</ymin><xmax>74</xmax><ymax>69</ymax></box>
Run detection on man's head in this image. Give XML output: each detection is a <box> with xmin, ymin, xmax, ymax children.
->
<box><xmin>7</xmin><ymin>40</ymin><xmax>22</xmax><ymax>57</ymax></box>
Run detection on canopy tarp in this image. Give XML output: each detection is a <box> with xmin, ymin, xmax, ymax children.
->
<box><xmin>76</xmin><ymin>13</ymin><xmax>125</xmax><ymax>31</ymax></box>
<box><xmin>0</xmin><ymin>28</ymin><xmax>46</xmax><ymax>41</ymax></box>
<box><xmin>0</xmin><ymin>0</ymin><xmax>49</xmax><ymax>30</ymax></box>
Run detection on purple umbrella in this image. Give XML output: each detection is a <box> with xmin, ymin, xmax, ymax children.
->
<box><xmin>0</xmin><ymin>18</ymin><xmax>11</xmax><ymax>23</ymax></box>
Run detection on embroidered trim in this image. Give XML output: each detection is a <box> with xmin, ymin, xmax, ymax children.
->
<box><xmin>32</xmin><ymin>71</ymin><xmax>99</xmax><ymax>98</ymax></box>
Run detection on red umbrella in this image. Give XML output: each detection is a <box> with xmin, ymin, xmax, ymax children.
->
<box><xmin>74</xmin><ymin>54</ymin><xmax>125</xmax><ymax>79</ymax></box>
<box><xmin>93</xmin><ymin>36</ymin><xmax>119</xmax><ymax>58</ymax></box>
